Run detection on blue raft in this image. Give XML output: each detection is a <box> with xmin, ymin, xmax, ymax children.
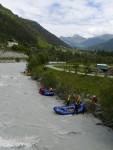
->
<box><xmin>39</xmin><ymin>88</ymin><xmax>54</xmax><ymax>96</ymax></box>
<box><xmin>54</xmin><ymin>103</ymin><xmax>85</xmax><ymax>115</ymax></box>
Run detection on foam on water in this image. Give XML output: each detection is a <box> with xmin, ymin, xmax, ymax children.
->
<box><xmin>0</xmin><ymin>136</ymin><xmax>40</xmax><ymax>149</ymax></box>
<box><xmin>0</xmin><ymin>75</ymin><xmax>10</xmax><ymax>79</ymax></box>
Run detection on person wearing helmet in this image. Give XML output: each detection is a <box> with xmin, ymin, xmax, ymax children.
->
<box><xmin>66</xmin><ymin>95</ymin><xmax>71</xmax><ymax>106</ymax></box>
<box><xmin>49</xmin><ymin>87</ymin><xmax>54</xmax><ymax>92</ymax></box>
<box><xmin>92</xmin><ymin>95</ymin><xmax>97</xmax><ymax>103</ymax></box>
<box><xmin>40</xmin><ymin>87</ymin><xmax>45</xmax><ymax>94</ymax></box>
<box><xmin>73</xmin><ymin>95</ymin><xmax>81</xmax><ymax>115</ymax></box>
<box><xmin>75</xmin><ymin>95</ymin><xmax>81</xmax><ymax>103</ymax></box>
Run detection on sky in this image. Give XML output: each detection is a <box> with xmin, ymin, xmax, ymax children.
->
<box><xmin>0</xmin><ymin>0</ymin><xmax>113</xmax><ymax>38</ymax></box>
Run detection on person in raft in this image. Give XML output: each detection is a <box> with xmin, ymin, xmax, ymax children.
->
<box><xmin>66</xmin><ymin>95</ymin><xmax>71</xmax><ymax>106</ymax></box>
<box><xmin>40</xmin><ymin>87</ymin><xmax>45</xmax><ymax>94</ymax></box>
<box><xmin>49</xmin><ymin>87</ymin><xmax>54</xmax><ymax>92</ymax></box>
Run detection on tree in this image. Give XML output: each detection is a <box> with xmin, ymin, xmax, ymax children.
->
<box><xmin>83</xmin><ymin>63</ymin><xmax>91</xmax><ymax>75</ymax></box>
<box><xmin>73</xmin><ymin>63</ymin><xmax>79</xmax><ymax>74</ymax></box>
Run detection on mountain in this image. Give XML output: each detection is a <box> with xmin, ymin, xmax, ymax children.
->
<box><xmin>60</xmin><ymin>34</ymin><xmax>113</xmax><ymax>50</ymax></box>
<box><xmin>97</xmin><ymin>34</ymin><xmax>113</xmax><ymax>41</ymax></box>
<box><xmin>81</xmin><ymin>34</ymin><xmax>113</xmax><ymax>48</ymax></box>
<box><xmin>60</xmin><ymin>34</ymin><xmax>86</xmax><ymax>48</ymax></box>
<box><xmin>0</xmin><ymin>4</ymin><xmax>37</xmax><ymax>45</ymax></box>
<box><xmin>26</xmin><ymin>20</ymin><xmax>70</xmax><ymax>47</ymax></box>
<box><xmin>81</xmin><ymin>37</ymin><xmax>106</xmax><ymax>48</ymax></box>
<box><xmin>89</xmin><ymin>38</ymin><xmax>113</xmax><ymax>51</ymax></box>
<box><xmin>0</xmin><ymin>4</ymin><xmax>69</xmax><ymax>47</ymax></box>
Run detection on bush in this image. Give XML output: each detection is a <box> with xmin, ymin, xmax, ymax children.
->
<box><xmin>99</xmin><ymin>83</ymin><xmax>113</xmax><ymax>124</ymax></box>
<box><xmin>56</xmin><ymin>80</ymin><xmax>74</xmax><ymax>100</ymax></box>
<box><xmin>99</xmin><ymin>83</ymin><xmax>113</xmax><ymax>109</ymax></box>
<box><xmin>31</xmin><ymin>66</ymin><xmax>44</xmax><ymax>80</ymax></box>
<box><xmin>41</xmin><ymin>71</ymin><xmax>58</xmax><ymax>88</ymax></box>
<box><xmin>15</xmin><ymin>57</ymin><xmax>20</xmax><ymax>62</ymax></box>
<box><xmin>27</xmin><ymin>56</ymin><xmax>40</xmax><ymax>71</ymax></box>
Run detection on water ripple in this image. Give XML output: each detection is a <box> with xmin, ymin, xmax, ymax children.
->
<box><xmin>0</xmin><ymin>136</ymin><xmax>40</xmax><ymax>149</ymax></box>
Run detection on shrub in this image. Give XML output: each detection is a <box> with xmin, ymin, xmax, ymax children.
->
<box><xmin>31</xmin><ymin>66</ymin><xmax>44</xmax><ymax>79</ymax></box>
<box><xmin>99</xmin><ymin>83</ymin><xmax>113</xmax><ymax>123</ymax></box>
<box><xmin>99</xmin><ymin>83</ymin><xmax>113</xmax><ymax>109</ymax></box>
<box><xmin>15</xmin><ymin>57</ymin><xmax>20</xmax><ymax>62</ymax></box>
<box><xmin>27</xmin><ymin>56</ymin><xmax>40</xmax><ymax>71</ymax></box>
<box><xmin>41</xmin><ymin>71</ymin><xmax>58</xmax><ymax>88</ymax></box>
<box><xmin>56</xmin><ymin>80</ymin><xmax>74</xmax><ymax>100</ymax></box>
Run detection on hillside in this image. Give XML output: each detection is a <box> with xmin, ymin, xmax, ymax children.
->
<box><xmin>60</xmin><ymin>34</ymin><xmax>113</xmax><ymax>50</ymax></box>
<box><xmin>89</xmin><ymin>38</ymin><xmax>113</xmax><ymax>51</ymax></box>
<box><xmin>82</xmin><ymin>34</ymin><xmax>113</xmax><ymax>49</ymax></box>
<box><xmin>0</xmin><ymin>4</ymin><xmax>69</xmax><ymax>48</ymax></box>
<box><xmin>0</xmin><ymin>4</ymin><xmax>37</xmax><ymax>45</ymax></box>
<box><xmin>81</xmin><ymin>37</ymin><xmax>106</xmax><ymax>48</ymax></box>
<box><xmin>60</xmin><ymin>34</ymin><xmax>86</xmax><ymax>48</ymax></box>
<box><xmin>26</xmin><ymin>20</ymin><xmax>70</xmax><ymax>47</ymax></box>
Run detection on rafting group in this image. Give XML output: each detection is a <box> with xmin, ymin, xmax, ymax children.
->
<box><xmin>39</xmin><ymin>87</ymin><xmax>85</xmax><ymax>115</ymax></box>
<box><xmin>54</xmin><ymin>95</ymin><xmax>85</xmax><ymax>115</ymax></box>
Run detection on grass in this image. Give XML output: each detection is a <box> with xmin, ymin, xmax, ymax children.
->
<box><xmin>54</xmin><ymin>64</ymin><xmax>93</xmax><ymax>73</ymax></box>
<box><xmin>48</xmin><ymin>68</ymin><xmax>113</xmax><ymax>99</ymax></box>
<box><xmin>47</xmin><ymin>68</ymin><xmax>113</xmax><ymax>127</ymax></box>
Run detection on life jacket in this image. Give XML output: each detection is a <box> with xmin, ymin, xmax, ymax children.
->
<box><xmin>67</xmin><ymin>96</ymin><xmax>71</xmax><ymax>101</ymax></box>
<box><xmin>75</xmin><ymin>96</ymin><xmax>80</xmax><ymax>102</ymax></box>
<box><xmin>40</xmin><ymin>87</ymin><xmax>44</xmax><ymax>92</ymax></box>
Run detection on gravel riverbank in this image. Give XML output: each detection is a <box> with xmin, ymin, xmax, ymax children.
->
<box><xmin>0</xmin><ymin>50</ymin><xmax>28</xmax><ymax>60</ymax></box>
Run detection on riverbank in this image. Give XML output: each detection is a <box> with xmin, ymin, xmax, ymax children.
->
<box><xmin>0</xmin><ymin>50</ymin><xmax>28</xmax><ymax>63</ymax></box>
<box><xmin>29</xmin><ymin>66</ymin><xmax>113</xmax><ymax>130</ymax></box>
<box><xmin>54</xmin><ymin>90</ymin><xmax>113</xmax><ymax>129</ymax></box>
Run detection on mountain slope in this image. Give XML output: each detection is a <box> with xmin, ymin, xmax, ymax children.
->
<box><xmin>81</xmin><ymin>37</ymin><xmax>106</xmax><ymax>48</ymax></box>
<box><xmin>26</xmin><ymin>20</ymin><xmax>70</xmax><ymax>47</ymax></box>
<box><xmin>81</xmin><ymin>34</ymin><xmax>113</xmax><ymax>48</ymax></box>
<box><xmin>97</xmin><ymin>34</ymin><xmax>113</xmax><ymax>41</ymax></box>
<box><xmin>60</xmin><ymin>33</ymin><xmax>113</xmax><ymax>50</ymax></box>
<box><xmin>0</xmin><ymin>4</ymin><xmax>69</xmax><ymax>47</ymax></box>
<box><xmin>89</xmin><ymin>38</ymin><xmax>113</xmax><ymax>51</ymax></box>
<box><xmin>60</xmin><ymin>34</ymin><xmax>86</xmax><ymax>48</ymax></box>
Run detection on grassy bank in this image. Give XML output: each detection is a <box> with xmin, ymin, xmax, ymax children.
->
<box><xmin>48</xmin><ymin>68</ymin><xmax>111</xmax><ymax>96</ymax></box>
<box><xmin>35</xmin><ymin>67</ymin><xmax>113</xmax><ymax>128</ymax></box>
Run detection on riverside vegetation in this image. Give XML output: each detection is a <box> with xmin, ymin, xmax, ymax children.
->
<box><xmin>26</xmin><ymin>48</ymin><xmax>113</xmax><ymax>129</ymax></box>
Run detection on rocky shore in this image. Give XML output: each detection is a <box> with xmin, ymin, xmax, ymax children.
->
<box><xmin>54</xmin><ymin>91</ymin><xmax>113</xmax><ymax>129</ymax></box>
<box><xmin>0</xmin><ymin>50</ymin><xmax>28</xmax><ymax>63</ymax></box>
<box><xmin>80</xmin><ymin>98</ymin><xmax>113</xmax><ymax>129</ymax></box>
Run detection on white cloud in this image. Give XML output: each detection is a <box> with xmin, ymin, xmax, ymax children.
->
<box><xmin>0</xmin><ymin>0</ymin><xmax>113</xmax><ymax>38</ymax></box>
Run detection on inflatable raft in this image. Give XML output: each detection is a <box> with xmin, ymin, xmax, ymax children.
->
<box><xmin>39</xmin><ymin>88</ymin><xmax>54</xmax><ymax>96</ymax></box>
<box><xmin>54</xmin><ymin>103</ymin><xmax>85</xmax><ymax>115</ymax></box>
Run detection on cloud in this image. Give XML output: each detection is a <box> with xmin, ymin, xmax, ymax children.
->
<box><xmin>0</xmin><ymin>0</ymin><xmax>113</xmax><ymax>37</ymax></box>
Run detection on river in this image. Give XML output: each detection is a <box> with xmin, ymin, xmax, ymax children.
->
<box><xmin>0</xmin><ymin>62</ymin><xmax>113</xmax><ymax>150</ymax></box>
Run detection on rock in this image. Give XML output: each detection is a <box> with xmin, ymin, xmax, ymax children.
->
<box><xmin>94</xmin><ymin>111</ymin><xmax>103</xmax><ymax>119</ymax></box>
<box><xmin>96</xmin><ymin>122</ymin><xmax>104</xmax><ymax>126</ymax></box>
